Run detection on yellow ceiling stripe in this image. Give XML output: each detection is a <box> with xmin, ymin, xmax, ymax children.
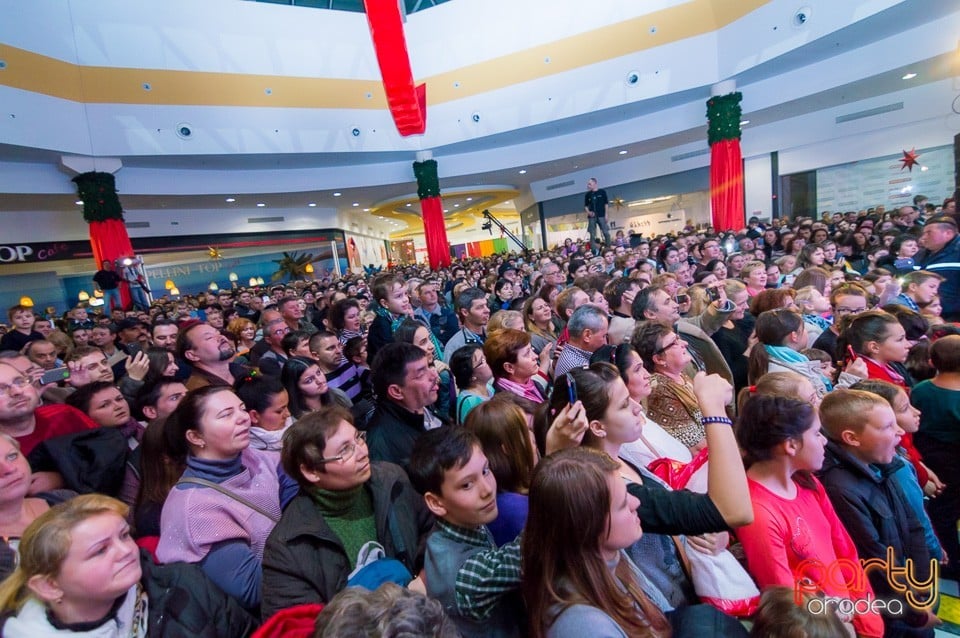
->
<box><xmin>0</xmin><ymin>0</ymin><xmax>767</xmax><ymax>108</ymax></box>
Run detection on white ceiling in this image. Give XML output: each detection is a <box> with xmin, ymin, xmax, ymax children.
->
<box><xmin>0</xmin><ymin>0</ymin><xmax>957</xmax><ymax>229</ymax></box>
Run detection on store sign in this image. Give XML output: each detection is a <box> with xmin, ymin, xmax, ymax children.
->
<box><xmin>0</xmin><ymin>242</ymin><xmax>88</xmax><ymax>263</ymax></box>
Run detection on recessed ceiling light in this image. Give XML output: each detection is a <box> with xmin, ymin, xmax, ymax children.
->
<box><xmin>443</xmin><ymin>209</ymin><xmax>449</xmax><ymax>213</ymax></box>
<box><xmin>902</xmin><ymin>72</ymin><xmax>917</xmax><ymax>80</ymax></box>
<box><xmin>454</xmin><ymin>204</ymin><xmax>459</xmax><ymax>207</ymax></box>
<box><xmin>406</xmin><ymin>203</ymin><xmax>412</xmax><ymax>207</ymax></box>
<box><xmin>466</xmin><ymin>197</ymin><xmax>473</xmax><ymax>201</ymax></box>
<box><xmin>256</xmin><ymin>203</ymin><xmax>266</xmax><ymax>207</ymax></box>
<box><xmin>225</xmin><ymin>197</ymin><xmax>236</xmax><ymax>203</ymax></box>
<box><xmin>363</xmin><ymin>208</ymin><xmax>370</xmax><ymax>212</ymax></box>
<box><xmin>333</xmin><ymin>192</ymin><xmax>342</xmax><ymax>197</ymax></box>
<box><xmin>75</xmin><ymin>200</ymin><xmax>83</xmax><ymax>205</ymax></box>
<box><xmin>740</xmin><ymin>119</ymin><xmax>750</xmax><ymax>125</ymax></box>
<box><xmin>352</xmin><ymin>202</ymin><xmax>359</xmax><ymax>207</ymax></box>
<box><xmin>518</xmin><ymin>169</ymin><xmax>527</xmax><ymax>174</ymax></box>
<box><xmin>308</xmin><ymin>203</ymin><xmax>316</xmax><ymax>207</ymax></box>
<box><xmin>619</xmin><ymin>150</ymin><xmax>628</xmax><ymax>155</ymax></box>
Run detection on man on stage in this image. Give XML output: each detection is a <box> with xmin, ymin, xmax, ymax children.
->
<box><xmin>584</xmin><ymin>177</ymin><xmax>611</xmax><ymax>249</ymax></box>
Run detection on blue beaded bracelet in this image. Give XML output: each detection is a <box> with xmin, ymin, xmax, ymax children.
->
<box><xmin>701</xmin><ymin>416</ymin><xmax>733</xmax><ymax>426</ymax></box>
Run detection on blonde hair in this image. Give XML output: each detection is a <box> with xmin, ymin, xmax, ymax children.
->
<box><xmin>736</xmin><ymin>371</ymin><xmax>811</xmax><ymax>413</ymax></box>
<box><xmin>793</xmin><ymin>286</ymin><xmax>820</xmax><ymax>311</ymax></box>
<box><xmin>487</xmin><ymin>310</ymin><xmax>524</xmax><ymax>335</ymax></box>
<box><xmin>0</xmin><ymin>495</ymin><xmax>128</xmax><ymax>613</ymax></box>
<box><xmin>819</xmin><ymin>388</ymin><xmax>888</xmax><ymax>440</ymax></box>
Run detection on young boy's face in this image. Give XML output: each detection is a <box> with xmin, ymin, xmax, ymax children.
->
<box><xmin>846</xmin><ymin>404</ymin><xmax>903</xmax><ymax>465</ymax></box>
<box><xmin>11</xmin><ymin>310</ymin><xmax>34</xmax><ymax>332</ymax></box>
<box><xmin>427</xmin><ymin>445</ymin><xmax>498</xmax><ymax>529</ymax></box>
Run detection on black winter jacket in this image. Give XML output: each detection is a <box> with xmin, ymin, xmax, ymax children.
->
<box><xmin>817</xmin><ymin>441</ymin><xmax>934</xmax><ymax>635</ymax></box>
<box><xmin>260</xmin><ymin>462</ymin><xmax>433</xmax><ymax>619</ymax></box>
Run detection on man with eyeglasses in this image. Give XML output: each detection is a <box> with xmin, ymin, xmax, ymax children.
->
<box><xmin>538</xmin><ymin>262</ymin><xmax>566</xmax><ymax>290</ymax></box>
<box><xmin>257</xmin><ymin>317</ymin><xmax>293</xmax><ymax>377</ymax></box>
<box><xmin>812</xmin><ymin>284</ymin><xmax>870</xmax><ymax>365</ymax></box>
<box><xmin>0</xmin><ymin>362</ymin><xmax>96</xmax><ymax>470</ymax></box>
<box><xmin>693</xmin><ymin>238</ymin><xmax>723</xmax><ymax>277</ymax></box>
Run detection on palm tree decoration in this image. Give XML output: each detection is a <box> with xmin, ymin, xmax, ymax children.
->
<box><xmin>611</xmin><ymin>197</ymin><xmax>626</xmax><ymax>211</ymax></box>
<box><xmin>271</xmin><ymin>251</ymin><xmax>318</xmax><ymax>282</ymax></box>
<box><xmin>207</xmin><ymin>246</ymin><xmax>223</xmax><ymax>261</ymax></box>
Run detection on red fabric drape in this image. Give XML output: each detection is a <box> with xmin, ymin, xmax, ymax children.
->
<box><xmin>421</xmin><ymin>196</ymin><xmax>451</xmax><ymax>269</ymax></box>
<box><xmin>89</xmin><ymin>218</ymin><xmax>135</xmax><ymax>309</ymax></box>
<box><xmin>363</xmin><ymin>0</ymin><xmax>426</xmax><ymax>136</ymax></box>
<box><xmin>709</xmin><ymin>139</ymin><xmax>744</xmax><ymax>233</ymax></box>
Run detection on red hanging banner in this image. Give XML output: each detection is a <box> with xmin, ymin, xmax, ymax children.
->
<box><xmin>706</xmin><ymin>92</ymin><xmax>745</xmax><ymax>232</ymax></box>
<box><xmin>363</xmin><ymin>0</ymin><xmax>427</xmax><ymax>136</ymax></box>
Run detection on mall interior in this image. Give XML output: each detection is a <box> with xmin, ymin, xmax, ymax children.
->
<box><xmin>0</xmin><ymin>0</ymin><xmax>958</xmax><ymax>312</ymax></box>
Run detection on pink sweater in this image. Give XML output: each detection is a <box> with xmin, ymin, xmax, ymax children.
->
<box><xmin>737</xmin><ymin>476</ymin><xmax>883</xmax><ymax>637</ymax></box>
<box><xmin>156</xmin><ymin>447</ymin><xmax>281</xmax><ymax>565</ymax></box>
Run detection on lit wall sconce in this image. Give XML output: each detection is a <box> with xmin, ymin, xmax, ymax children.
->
<box><xmin>165</xmin><ymin>279</ymin><xmax>175</xmax><ymax>290</ymax></box>
<box><xmin>305</xmin><ymin>263</ymin><xmax>314</xmax><ymax>274</ymax></box>
<box><xmin>89</xmin><ymin>297</ymin><xmax>104</xmax><ymax>307</ymax></box>
<box><xmin>228</xmin><ymin>272</ymin><xmax>238</xmax><ymax>282</ymax></box>
<box><xmin>249</xmin><ymin>278</ymin><xmax>258</xmax><ymax>287</ymax></box>
<box><xmin>78</xmin><ymin>291</ymin><xmax>90</xmax><ymax>302</ymax></box>
<box><xmin>19</xmin><ymin>296</ymin><xmax>34</xmax><ymax>307</ymax></box>
<box><xmin>93</xmin><ymin>289</ymin><xmax>104</xmax><ymax>298</ymax></box>
<box><xmin>170</xmin><ymin>287</ymin><xmax>181</xmax><ymax>296</ymax></box>
<box><xmin>256</xmin><ymin>277</ymin><xmax>265</xmax><ymax>286</ymax></box>
<box><xmin>208</xmin><ymin>282</ymin><xmax>219</xmax><ymax>292</ymax></box>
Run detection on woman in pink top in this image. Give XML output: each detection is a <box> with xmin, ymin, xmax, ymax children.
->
<box><xmin>734</xmin><ymin>394</ymin><xmax>883</xmax><ymax>638</ymax></box>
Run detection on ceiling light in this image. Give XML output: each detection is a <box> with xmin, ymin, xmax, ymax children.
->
<box><xmin>406</xmin><ymin>203</ymin><xmax>412</xmax><ymax>207</ymax></box>
<box><xmin>518</xmin><ymin>169</ymin><xmax>527</xmax><ymax>174</ymax></box>
<box><xmin>333</xmin><ymin>192</ymin><xmax>342</xmax><ymax>197</ymax></box>
<box><xmin>901</xmin><ymin>72</ymin><xmax>917</xmax><ymax>80</ymax></box>
<box><xmin>466</xmin><ymin>197</ymin><xmax>473</xmax><ymax>201</ymax></box>
<box><xmin>363</xmin><ymin>208</ymin><xmax>370</xmax><ymax>212</ymax></box>
<box><xmin>454</xmin><ymin>204</ymin><xmax>459</xmax><ymax>207</ymax></box>
<box><xmin>308</xmin><ymin>203</ymin><xmax>316</xmax><ymax>207</ymax></box>
<box><xmin>352</xmin><ymin>202</ymin><xmax>359</xmax><ymax>207</ymax></box>
<box><xmin>740</xmin><ymin>120</ymin><xmax>750</xmax><ymax>125</ymax></box>
<box><xmin>256</xmin><ymin>203</ymin><xmax>265</xmax><ymax>207</ymax></box>
<box><xmin>443</xmin><ymin>209</ymin><xmax>449</xmax><ymax>213</ymax></box>
<box><xmin>619</xmin><ymin>150</ymin><xmax>628</xmax><ymax>155</ymax></box>
<box><xmin>75</xmin><ymin>200</ymin><xmax>83</xmax><ymax>205</ymax></box>
<box><xmin>225</xmin><ymin>197</ymin><xmax>236</xmax><ymax>203</ymax></box>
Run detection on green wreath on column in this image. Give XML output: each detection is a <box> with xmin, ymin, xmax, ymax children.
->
<box><xmin>413</xmin><ymin>160</ymin><xmax>440</xmax><ymax>198</ymax></box>
<box><xmin>72</xmin><ymin>172</ymin><xmax>125</xmax><ymax>222</ymax></box>
<box><xmin>706</xmin><ymin>92</ymin><xmax>743</xmax><ymax>145</ymax></box>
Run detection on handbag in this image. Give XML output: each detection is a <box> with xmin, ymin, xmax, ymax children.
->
<box><xmin>176</xmin><ymin>476</ymin><xmax>280</xmax><ymax>523</ymax></box>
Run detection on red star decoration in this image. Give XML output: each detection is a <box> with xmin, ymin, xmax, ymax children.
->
<box><xmin>899</xmin><ymin>148</ymin><xmax>920</xmax><ymax>172</ymax></box>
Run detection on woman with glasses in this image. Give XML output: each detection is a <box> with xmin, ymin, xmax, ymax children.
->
<box><xmin>633</xmin><ymin>323</ymin><xmax>706</xmax><ymax>453</ymax></box>
<box><xmin>261</xmin><ymin>406</ymin><xmax>432</xmax><ymax>618</ymax></box>
<box><xmin>157</xmin><ymin>385</ymin><xmax>298</xmax><ymax>610</ymax></box>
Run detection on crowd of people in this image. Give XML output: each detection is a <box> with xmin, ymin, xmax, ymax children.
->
<box><xmin>0</xmin><ymin>194</ymin><xmax>958</xmax><ymax>637</ymax></box>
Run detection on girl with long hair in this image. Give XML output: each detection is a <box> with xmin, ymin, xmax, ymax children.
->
<box><xmin>449</xmin><ymin>344</ymin><xmax>493</xmax><ymax>425</ymax></box>
<box><xmin>733</xmin><ymin>394</ymin><xmax>883</xmax><ymax>638</ymax></box>
<box><xmin>157</xmin><ymin>385</ymin><xmax>293</xmax><ymax>609</ymax></box>
<box><xmin>281</xmin><ymin>356</ymin><xmax>352</xmax><ymax>420</ymax></box>
<box><xmin>523</xmin><ymin>296</ymin><xmax>557</xmax><ymax>354</ymax></box>
<box><xmin>522</xmin><ymin>447</ymin><xmax>671</xmax><ymax>638</ymax></box>
<box><xmin>0</xmin><ymin>494</ymin><xmax>254</xmax><ymax>636</ymax></box>
<box><xmin>465</xmin><ymin>397</ymin><xmax>538</xmax><ymax>546</ymax></box>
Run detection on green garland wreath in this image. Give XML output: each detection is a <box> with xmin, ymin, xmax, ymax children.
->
<box><xmin>72</xmin><ymin>172</ymin><xmax>124</xmax><ymax>222</ymax></box>
<box><xmin>706</xmin><ymin>92</ymin><xmax>743</xmax><ymax>146</ymax></box>
<box><xmin>413</xmin><ymin>159</ymin><xmax>441</xmax><ymax>199</ymax></box>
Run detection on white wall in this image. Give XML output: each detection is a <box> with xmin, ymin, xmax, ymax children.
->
<box><xmin>744</xmin><ymin>154</ymin><xmax>773</xmax><ymax>219</ymax></box>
